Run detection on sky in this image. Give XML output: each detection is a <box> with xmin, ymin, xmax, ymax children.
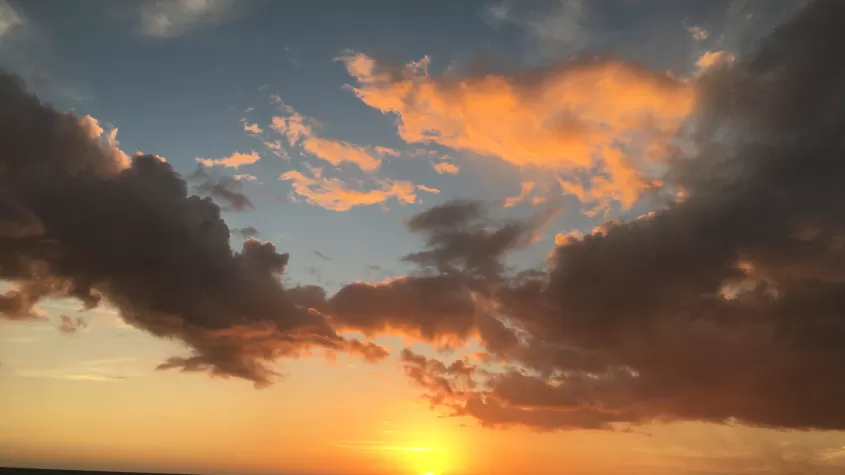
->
<box><xmin>2</xmin><ymin>0</ymin><xmax>845</xmax><ymax>474</ymax></box>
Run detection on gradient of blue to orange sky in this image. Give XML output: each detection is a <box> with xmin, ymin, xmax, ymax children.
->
<box><xmin>3</xmin><ymin>1</ymin><xmax>845</xmax><ymax>474</ymax></box>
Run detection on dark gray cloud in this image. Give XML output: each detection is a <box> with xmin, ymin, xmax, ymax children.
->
<box><xmin>303</xmin><ymin>200</ymin><xmax>557</xmax><ymax>346</ymax></box>
<box><xmin>232</xmin><ymin>226</ymin><xmax>260</xmax><ymax>238</ymax></box>
<box><xmin>386</xmin><ymin>0</ymin><xmax>845</xmax><ymax>432</ymax></box>
<box><xmin>0</xmin><ymin>73</ymin><xmax>386</xmax><ymax>386</ymax></box>
<box><xmin>311</xmin><ymin>249</ymin><xmax>333</xmax><ymax>261</ymax></box>
<box><xmin>191</xmin><ymin>166</ymin><xmax>255</xmax><ymax>212</ymax></box>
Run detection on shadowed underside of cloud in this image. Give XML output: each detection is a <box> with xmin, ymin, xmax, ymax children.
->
<box><xmin>370</xmin><ymin>0</ymin><xmax>845</xmax><ymax>433</ymax></box>
<box><xmin>191</xmin><ymin>166</ymin><xmax>255</xmax><ymax>212</ymax></box>
<box><xmin>3</xmin><ymin>0</ymin><xmax>845</xmax><ymax>437</ymax></box>
<box><xmin>0</xmin><ymin>73</ymin><xmax>386</xmax><ymax>386</ymax></box>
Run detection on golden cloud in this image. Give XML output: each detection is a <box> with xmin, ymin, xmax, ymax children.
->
<box><xmin>280</xmin><ymin>167</ymin><xmax>437</xmax><ymax>212</ymax></box>
<box><xmin>196</xmin><ymin>151</ymin><xmax>261</xmax><ymax>169</ymax></box>
<box><xmin>338</xmin><ymin>53</ymin><xmax>696</xmax><ymax>209</ymax></box>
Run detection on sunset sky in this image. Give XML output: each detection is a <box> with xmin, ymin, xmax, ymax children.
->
<box><xmin>2</xmin><ymin>1</ymin><xmax>845</xmax><ymax>474</ymax></box>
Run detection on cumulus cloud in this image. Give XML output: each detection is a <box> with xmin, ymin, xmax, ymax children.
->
<box><xmin>196</xmin><ymin>151</ymin><xmax>260</xmax><ymax>169</ymax></box>
<box><xmin>337</xmin><ymin>51</ymin><xmax>695</xmax><ymax>211</ymax></box>
<box><xmin>432</xmin><ymin>162</ymin><xmax>460</xmax><ymax>175</ymax></box>
<box><xmin>280</xmin><ymin>167</ymin><xmax>436</xmax><ymax>212</ymax></box>
<box><xmin>139</xmin><ymin>0</ymin><xmax>236</xmax><ymax>38</ymax></box>
<box><xmin>289</xmin><ymin>200</ymin><xmax>561</xmax><ymax>350</ymax></box>
<box><xmin>248</xmin><ymin>0</ymin><xmax>845</xmax><ymax>432</ymax></box>
<box><xmin>0</xmin><ymin>73</ymin><xmax>386</xmax><ymax>386</ymax></box>
<box><xmin>364</xmin><ymin>0</ymin><xmax>845</xmax><ymax>432</ymax></box>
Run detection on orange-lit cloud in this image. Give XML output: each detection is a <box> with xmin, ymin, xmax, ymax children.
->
<box><xmin>696</xmin><ymin>50</ymin><xmax>736</xmax><ymax>72</ymax></box>
<box><xmin>416</xmin><ymin>184</ymin><xmax>440</xmax><ymax>194</ymax></box>
<box><xmin>270</xmin><ymin>101</ymin><xmax>395</xmax><ymax>172</ymax></box>
<box><xmin>280</xmin><ymin>167</ymin><xmax>437</xmax><ymax>212</ymax></box>
<box><xmin>504</xmin><ymin>181</ymin><xmax>536</xmax><ymax>207</ymax></box>
<box><xmin>554</xmin><ymin>229</ymin><xmax>582</xmax><ymax>246</ymax></box>
<box><xmin>241</xmin><ymin>118</ymin><xmax>263</xmax><ymax>134</ymax></box>
<box><xmin>262</xmin><ymin>139</ymin><xmax>286</xmax><ymax>157</ymax></box>
<box><xmin>196</xmin><ymin>151</ymin><xmax>261</xmax><ymax>169</ymax></box>
<box><xmin>78</xmin><ymin>115</ymin><xmax>131</xmax><ymax>169</ymax></box>
<box><xmin>338</xmin><ymin>52</ymin><xmax>696</xmax><ymax>209</ymax></box>
<box><xmin>432</xmin><ymin>162</ymin><xmax>460</xmax><ymax>175</ymax></box>
<box><xmin>301</xmin><ymin>136</ymin><xmax>383</xmax><ymax>172</ymax></box>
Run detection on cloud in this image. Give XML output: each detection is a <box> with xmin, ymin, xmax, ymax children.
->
<box><xmin>231</xmin><ymin>226</ymin><xmax>259</xmax><ymax>238</ymax></box>
<box><xmin>686</xmin><ymin>24</ymin><xmax>708</xmax><ymax>41</ymax></box>
<box><xmin>270</xmin><ymin>101</ymin><xmax>395</xmax><ymax>172</ymax></box>
<box><xmin>295</xmin><ymin>200</ymin><xmax>560</xmax><ymax>348</ymax></box>
<box><xmin>432</xmin><ymin>162</ymin><xmax>460</xmax><ymax>175</ymax></box>
<box><xmin>241</xmin><ymin>118</ymin><xmax>263</xmax><ymax>135</ymax></box>
<box><xmin>139</xmin><ymin>0</ymin><xmax>236</xmax><ymax>38</ymax></box>
<box><xmin>553</xmin><ymin>229</ymin><xmax>582</xmax><ymax>246</ymax></box>
<box><xmin>312</xmin><ymin>250</ymin><xmax>333</xmax><ymax>261</ymax></box>
<box><xmin>196</xmin><ymin>151</ymin><xmax>260</xmax><ymax>169</ymax></box>
<box><xmin>416</xmin><ymin>184</ymin><xmax>440</xmax><ymax>194</ymax></box>
<box><xmin>503</xmin><ymin>181</ymin><xmax>535</xmax><ymax>208</ymax></box>
<box><xmin>192</xmin><ymin>167</ymin><xmax>255</xmax><ymax>212</ymax></box>
<box><xmin>262</xmin><ymin>140</ymin><xmax>285</xmax><ymax>157</ymax></box>
<box><xmin>0</xmin><ymin>73</ymin><xmax>386</xmax><ymax>386</ymax></box>
<box><xmin>342</xmin><ymin>0</ymin><xmax>845</xmax><ymax>432</ymax></box>
<box><xmin>301</xmin><ymin>137</ymin><xmax>383</xmax><ymax>172</ymax></box>
<box><xmin>0</xmin><ymin>0</ymin><xmax>22</xmax><ymax>42</ymax></box>
<box><xmin>484</xmin><ymin>0</ymin><xmax>587</xmax><ymax>59</ymax></box>
<box><xmin>233</xmin><ymin>174</ymin><xmax>257</xmax><ymax>182</ymax></box>
<box><xmin>280</xmin><ymin>167</ymin><xmax>435</xmax><ymax>212</ymax></box>
<box><xmin>337</xmin><ymin>51</ymin><xmax>695</xmax><ymax>210</ymax></box>
<box><xmin>695</xmin><ymin>50</ymin><xmax>737</xmax><ymax>72</ymax></box>
<box><xmin>59</xmin><ymin>314</ymin><xmax>87</xmax><ymax>334</ymax></box>
<box><xmin>77</xmin><ymin>115</ymin><xmax>132</xmax><ymax>169</ymax></box>
<box><xmin>0</xmin><ymin>281</ymin><xmax>49</xmax><ymax>320</ymax></box>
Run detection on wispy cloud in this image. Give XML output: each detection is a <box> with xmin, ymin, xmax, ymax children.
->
<box><xmin>503</xmin><ymin>181</ymin><xmax>536</xmax><ymax>208</ymax></box>
<box><xmin>16</xmin><ymin>357</ymin><xmax>140</xmax><ymax>382</ymax></box>
<box><xmin>59</xmin><ymin>315</ymin><xmax>87</xmax><ymax>334</ymax></box>
<box><xmin>139</xmin><ymin>0</ymin><xmax>236</xmax><ymax>38</ymax></box>
<box><xmin>432</xmin><ymin>162</ymin><xmax>460</xmax><ymax>175</ymax></box>
<box><xmin>0</xmin><ymin>0</ymin><xmax>23</xmax><ymax>42</ymax></box>
<box><xmin>270</xmin><ymin>100</ymin><xmax>395</xmax><ymax>172</ymax></box>
<box><xmin>281</xmin><ymin>167</ymin><xmax>436</xmax><ymax>212</ymax></box>
<box><xmin>240</xmin><ymin>118</ymin><xmax>263</xmax><ymax>135</ymax></box>
<box><xmin>484</xmin><ymin>0</ymin><xmax>587</xmax><ymax>59</ymax></box>
<box><xmin>684</xmin><ymin>20</ymin><xmax>709</xmax><ymax>40</ymax></box>
<box><xmin>196</xmin><ymin>150</ymin><xmax>260</xmax><ymax>169</ymax></box>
